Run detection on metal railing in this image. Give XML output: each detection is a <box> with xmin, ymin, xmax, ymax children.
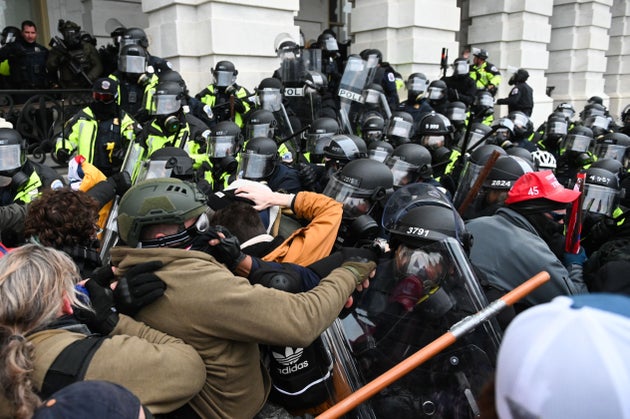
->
<box><xmin>0</xmin><ymin>89</ymin><xmax>92</xmax><ymax>166</ymax></box>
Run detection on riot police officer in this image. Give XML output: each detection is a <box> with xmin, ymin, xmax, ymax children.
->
<box><xmin>496</xmin><ymin>68</ymin><xmax>534</xmax><ymax>117</ymax></box>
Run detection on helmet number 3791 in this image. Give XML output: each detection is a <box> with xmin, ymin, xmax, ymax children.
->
<box><xmin>406</xmin><ymin>227</ymin><xmax>431</xmax><ymax>237</ymax></box>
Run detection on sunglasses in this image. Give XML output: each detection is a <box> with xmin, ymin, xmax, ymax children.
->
<box><xmin>547</xmin><ymin>211</ymin><xmax>566</xmax><ymax>222</ymax></box>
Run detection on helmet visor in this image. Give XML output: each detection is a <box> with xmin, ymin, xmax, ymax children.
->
<box><xmin>118</xmin><ymin>55</ymin><xmax>146</xmax><ymax>74</ymax></box>
<box><xmin>368</xmin><ymin>148</ymin><xmax>392</xmax><ymax>163</ymax></box>
<box><xmin>593</xmin><ymin>143</ymin><xmax>629</xmax><ymax>163</ymax></box>
<box><xmin>448</xmin><ymin>107</ymin><xmax>467</xmax><ymax>123</ymax></box>
<box><xmin>585</xmin><ymin>115</ymin><xmax>609</xmax><ymax>130</ymax></box>
<box><xmin>406</xmin><ymin>78</ymin><xmax>427</xmax><ymax>93</ymax></box>
<box><xmin>136</xmin><ymin>159</ymin><xmax>173</xmax><ymax>183</ymax></box>
<box><xmin>387</xmin><ymin>120</ymin><xmax>413</xmax><ymax>139</ymax></box>
<box><xmin>427</xmin><ymin>87</ymin><xmax>445</xmax><ymax>100</ymax></box>
<box><xmin>259</xmin><ymin>89</ymin><xmax>282</xmax><ymax>112</ymax></box>
<box><xmin>363</xmin><ymin>89</ymin><xmax>381</xmax><ymax>105</ymax></box>
<box><xmin>323</xmin><ymin>37</ymin><xmax>339</xmax><ymax>52</ymax></box>
<box><xmin>208</xmin><ymin>135</ymin><xmax>236</xmax><ymax>158</ymax></box>
<box><xmin>394</xmin><ymin>244</ymin><xmax>447</xmax><ymax>291</ymax></box>
<box><xmin>453</xmin><ymin>61</ymin><xmax>469</xmax><ymax>75</ymax></box>
<box><xmin>548</xmin><ymin>120</ymin><xmax>568</xmax><ymax>136</ymax></box>
<box><xmin>582</xmin><ymin>183</ymin><xmax>619</xmax><ymax>216</ymax></box>
<box><xmin>363</xmin><ymin>130</ymin><xmax>383</xmax><ymax>143</ymax></box>
<box><xmin>247</xmin><ymin>123</ymin><xmax>274</xmax><ymax>140</ymax></box>
<box><xmin>387</xmin><ymin>158</ymin><xmax>418</xmax><ymax>188</ymax></box>
<box><xmin>477</xmin><ymin>94</ymin><xmax>494</xmax><ymax>108</ymax></box>
<box><xmin>323</xmin><ymin>176</ymin><xmax>373</xmax><ymax>219</ymax></box>
<box><xmin>420</xmin><ymin>135</ymin><xmax>446</xmax><ymax>150</ymax></box>
<box><xmin>562</xmin><ymin>134</ymin><xmax>591</xmax><ymax>153</ymax></box>
<box><xmin>306</xmin><ymin>134</ymin><xmax>333</xmax><ymax>155</ymax></box>
<box><xmin>0</xmin><ymin>144</ymin><xmax>21</xmax><ymax>171</ymax></box>
<box><xmin>152</xmin><ymin>94</ymin><xmax>181</xmax><ymax>115</ymax></box>
<box><xmin>239</xmin><ymin>153</ymin><xmax>275</xmax><ymax>180</ymax></box>
<box><xmin>214</xmin><ymin>70</ymin><xmax>235</xmax><ymax>87</ymax></box>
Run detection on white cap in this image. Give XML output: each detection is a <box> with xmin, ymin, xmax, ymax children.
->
<box><xmin>496</xmin><ymin>294</ymin><xmax>630</xmax><ymax>419</ymax></box>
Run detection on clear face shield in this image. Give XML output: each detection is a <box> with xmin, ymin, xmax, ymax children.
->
<box><xmin>476</xmin><ymin>93</ymin><xmax>494</xmax><ymax>108</ymax></box>
<box><xmin>0</xmin><ymin>144</ymin><xmax>22</xmax><ymax>172</ymax></box>
<box><xmin>238</xmin><ymin>152</ymin><xmax>275</xmax><ymax>180</ymax></box>
<box><xmin>453</xmin><ymin>61</ymin><xmax>469</xmax><ymax>75</ymax></box>
<box><xmin>306</xmin><ymin>133</ymin><xmax>333</xmax><ymax>157</ymax></box>
<box><xmin>427</xmin><ymin>86</ymin><xmax>445</xmax><ymax>101</ymax></box>
<box><xmin>136</xmin><ymin>159</ymin><xmax>174</xmax><ymax>183</ymax></box>
<box><xmin>323</xmin><ymin>37</ymin><xmax>339</xmax><ymax>52</ymax></box>
<box><xmin>258</xmin><ymin>88</ymin><xmax>282</xmax><ymax>112</ymax></box>
<box><xmin>247</xmin><ymin>122</ymin><xmax>274</xmax><ymax>140</ymax></box>
<box><xmin>548</xmin><ymin>120</ymin><xmax>568</xmax><ymax>137</ymax></box>
<box><xmin>582</xmin><ymin>183</ymin><xmax>619</xmax><ymax>217</ymax></box>
<box><xmin>151</xmin><ymin>94</ymin><xmax>181</xmax><ymax>116</ymax></box>
<box><xmin>511</xmin><ymin>113</ymin><xmax>529</xmax><ymax>133</ymax></box>
<box><xmin>420</xmin><ymin>135</ymin><xmax>446</xmax><ymax>150</ymax></box>
<box><xmin>213</xmin><ymin>70</ymin><xmax>235</xmax><ymax>87</ymax></box>
<box><xmin>387</xmin><ymin>119</ymin><xmax>413</xmax><ymax>140</ymax></box>
<box><xmin>362</xmin><ymin>88</ymin><xmax>382</xmax><ymax>105</ymax></box>
<box><xmin>593</xmin><ymin>143</ymin><xmax>630</xmax><ymax>168</ymax></box>
<box><xmin>406</xmin><ymin>77</ymin><xmax>428</xmax><ymax>96</ymax></box>
<box><xmin>386</xmin><ymin>158</ymin><xmax>419</xmax><ymax>188</ymax></box>
<box><xmin>452</xmin><ymin>158</ymin><xmax>485</xmax><ymax>209</ymax></box>
<box><xmin>447</xmin><ymin>107</ymin><xmax>467</xmax><ymax>124</ymax></box>
<box><xmin>369</xmin><ymin>147</ymin><xmax>392</xmax><ymax>163</ymax></box>
<box><xmin>2</xmin><ymin>32</ymin><xmax>17</xmax><ymax>45</ymax></box>
<box><xmin>585</xmin><ymin>115</ymin><xmax>609</xmax><ymax>131</ymax></box>
<box><xmin>208</xmin><ymin>135</ymin><xmax>237</xmax><ymax>158</ymax></box>
<box><xmin>561</xmin><ymin>134</ymin><xmax>592</xmax><ymax>153</ymax></box>
<box><xmin>118</xmin><ymin>55</ymin><xmax>146</xmax><ymax>74</ymax></box>
<box><xmin>323</xmin><ymin>176</ymin><xmax>374</xmax><ymax>219</ymax></box>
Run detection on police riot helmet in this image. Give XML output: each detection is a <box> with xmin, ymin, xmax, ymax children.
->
<box><xmin>257</xmin><ymin>77</ymin><xmax>283</xmax><ymax>112</ymax></box>
<box><xmin>546</xmin><ymin>111</ymin><xmax>569</xmax><ymax>140</ymax></box>
<box><xmin>151</xmin><ymin>80</ymin><xmax>184</xmax><ymax>116</ymax></box>
<box><xmin>323</xmin><ymin>134</ymin><xmax>368</xmax><ymax>162</ymax></box>
<box><xmin>530</xmin><ymin>150</ymin><xmax>557</xmax><ymax>171</ymax></box>
<box><xmin>506</xmin><ymin>146</ymin><xmax>534</xmax><ymax>165</ymax></box>
<box><xmin>238</xmin><ymin>136</ymin><xmax>279</xmax><ymax>181</ymax></box>
<box><xmin>406</xmin><ymin>73</ymin><xmax>428</xmax><ymax>99</ymax></box>
<box><xmin>621</xmin><ymin>104</ymin><xmax>630</xmax><ymax>127</ymax></box>
<box><xmin>302</xmin><ymin>70</ymin><xmax>328</xmax><ymax>93</ymax></box>
<box><xmin>426</xmin><ymin>80</ymin><xmax>447</xmax><ymax>101</ymax></box>
<box><xmin>416</xmin><ymin>111</ymin><xmax>453</xmax><ymax>150</ymax></box>
<box><xmin>118</xmin><ymin>44</ymin><xmax>148</xmax><ymax>75</ymax></box>
<box><xmin>306</xmin><ymin>117</ymin><xmax>338</xmax><ymax>161</ymax></box>
<box><xmin>507</xmin><ymin>111</ymin><xmax>530</xmax><ymax>137</ymax></box>
<box><xmin>323</xmin><ymin>158</ymin><xmax>393</xmax><ymax>219</ymax></box>
<box><xmin>581</xmin><ymin>102</ymin><xmax>607</xmax><ymax>121</ymax></box>
<box><xmin>593</xmin><ymin>132</ymin><xmax>630</xmax><ymax>169</ymax></box>
<box><xmin>212</xmin><ymin>60</ymin><xmax>237</xmax><ymax>87</ymax></box>
<box><xmin>158</xmin><ymin>69</ymin><xmax>187</xmax><ymax>94</ymax></box>
<box><xmin>483</xmin><ymin>155</ymin><xmax>534</xmax><ymax>191</ymax></box>
<box><xmin>446</xmin><ymin>101</ymin><xmax>467</xmax><ymax>127</ymax></box>
<box><xmin>452</xmin><ymin>58</ymin><xmax>469</xmax><ymax>76</ymax></box>
<box><xmin>386</xmin><ymin>143</ymin><xmax>432</xmax><ymax>188</ymax></box>
<box><xmin>555</xmin><ymin>102</ymin><xmax>576</xmax><ymax>121</ymax></box>
<box><xmin>590</xmin><ymin>158</ymin><xmax>624</xmax><ymax>180</ymax></box>
<box><xmin>121</xmin><ymin>27</ymin><xmax>149</xmax><ymax>49</ymax></box>
<box><xmin>1</xmin><ymin>26</ymin><xmax>20</xmax><ymax>46</ymax></box>
<box><xmin>360</xmin><ymin>48</ymin><xmax>382</xmax><ymax>63</ymax></box>
<box><xmin>368</xmin><ymin>140</ymin><xmax>394</xmax><ymax>163</ymax></box>
<box><xmin>317</xmin><ymin>32</ymin><xmax>339</xmax><ymax>52</ymax></box>
<box><xmin>560</xmin><ymin>125</ymin><xmax>593</xmax><ymax>154</ymax></box>
<box><xmin>208</xmin><ymin>120</ymin><xmax>242</xmax><ymax>158</ymax></box>
<box><xmin>461</xmin><ymin>122</ymin><xmax>492</xmax><ymax>150</ymax></box>
<box><xmin>0</xmin><ymin>128</ymin><xmax>26</xmax><ymax>179</ymax></box>
<box><xmin>386</xmin><ymin>111</ymin><xmax>414</xmax><ymax>146</ymax></box>
<box><xmin>362</xmin><ymin>83</ymin><xmax>385</xmax><ymax>106</ymax></box>
<box><xmin>475</xmin><ymin>90</ymin><xmax>494</xmax><ymax>109</ymax></box>
<box><xmin>139</xmin><ymin>147</ymin><xmax>195</xmax><ymax>181</ymax></box>
<box><xmin>361</xmin><ymin>112</ymin><xmax>386</xmax><ymax>143</ymax></box>
<box><xmin>489</xmin><ymin>117</ymin><xmax>515</xmax><ymax>149</ymax></box>
<box><xmin>245</xmin><ymin>109</ymin><xmax>276</xmax><ymax>140</ymax></box>
<box><xmin>117</xmin><ymin>178</ymin><xmax>208</xmax><ymax>248</ymax></box>
<box><xmin>582</xmin><ymin>167</ymin><xmax>621</xmax><ymax>217</ymax></box>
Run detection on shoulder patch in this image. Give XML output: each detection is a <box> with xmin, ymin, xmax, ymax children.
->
<box><xmin>387</xmin><ymin>72</ymin><xmax>396</xmax><ymax>82</ymax></box>
<box><xmin>511</xmin><ymin>88</ymin><xmax>519</xmax><ymax>95</ymax></box>
<box><xmin>490</xmin><ymin>66</ymin><xmax>498</xmax><ymax>72</ymax></box>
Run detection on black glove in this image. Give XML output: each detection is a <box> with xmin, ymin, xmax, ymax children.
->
<box><xmin>196</xmin><ymin>179</ymin><xmax>214</xmax><ymax>197</ymax></box>
<box><xmin>298</xmin><ymin>162</ymin><xmax>318</xmax><ymax>191</ymax></box>
<box><xmin>55</xmin><ymin>148</ymin><xmax>71</xmax><ymax>164</ymax></box>
<box><xmin>113</xmin><ymin>261</ymin><xmax>165</xmax><ymax>316</ymax></box>
<box><xmin>89</xmin><ymin>264</ymin><xmax>115</xmax><ymax>287</ymax></box>
<box><xmin>189</xmin><ymin>226</ymin><xmax>246</xmax><ymax>271</ymax></box>
<box><xmin>106</xmin><ymin>171</ymin><xmax>132</xmax><ymax>196</ymax></box>
<box><xmin>589</xmin><ymin>216</ymin><xmax>617</xmax><ymax>245</ymax></box>
<box><xmin>232</xmin><ymin>97</ymin><xmax>246</xmax><ymax>114</ymax></box>
<box><xmin>224</xmin><ymin>84</ymin><xmax>237</xmax><ymax>95</ymax></box>
<box><xmin>74</xmin><ymin>279</ymin><xmax>119</xmax><ymax>335</ymax></box>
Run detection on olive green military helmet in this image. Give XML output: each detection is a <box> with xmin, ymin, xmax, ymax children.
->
<box><xmin>117</xmin><ymin>178</ymin><xmax>208</xmax><ymax>248</ymax></box>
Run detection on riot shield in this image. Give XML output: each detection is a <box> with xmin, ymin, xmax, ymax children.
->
<box><xmin>338</xmin><ymin>55</ymin><xmax>377</xmax><ymax>134</ymax></box>
<box><xmin>333</xmin><ymin>237</ymin><xmax>501</xmax><ymax>418</ymax></box>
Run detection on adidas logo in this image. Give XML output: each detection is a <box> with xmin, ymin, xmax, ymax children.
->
<box><xmin>272</xmin><ymin>347</ymin><xmax>304</xmax><ymax>366</ymax></box>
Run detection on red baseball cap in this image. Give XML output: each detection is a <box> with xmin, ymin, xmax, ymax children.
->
<box><xmin>505</xmin><ymin>170</ymin><xmax>580</xmax><ymax>205</ymax></box>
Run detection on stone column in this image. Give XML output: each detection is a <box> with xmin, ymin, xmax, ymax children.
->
<box><xmin>605</xmin><ymin>0</ymin><xmax>630</xmax><ymax>119</ymax></box>
<box><xmin>467</xmin><ymin>0</ymin><xmax>553</xmax><ymax>126</ymax></box>
<box><xmin>351</xmin><ymin>0</ymin><xmax>461</xmax><ymax>83</ymax></box>
<box><xmin>548</xmin><ymin>0</ymin><xmax>612</xmax><ymax>114</ymax></box>
<box><xmin>142</xmin><ymin>0</ymin><xmax>301</xmax><ymax>95</ymax></box>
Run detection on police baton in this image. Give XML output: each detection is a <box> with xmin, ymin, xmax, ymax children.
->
<box><xmin>316</xmin><ymin>270</ymin><xmax>551</xmax><ymax>419</ymax></box>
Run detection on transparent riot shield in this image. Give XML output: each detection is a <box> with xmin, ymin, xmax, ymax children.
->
<box><xmin>338</xmin><ymin>55</ymin><xmax>377</xmax><ymax>134</ymax></box>
<box><xmin>452</xmin><ymin>158</ymin><xmax>485</xmax><ymax>210</ymax></box>
<box><xmin>303</xmin><ymin>48</ymin><xmax>322</xmax><ymax>73</ymax></box>
<box><xmin>330</xmin><ymin>237</ymin><xmax>501</xmax><ymax>418</ymax></box>
<box><xmin>381</xmin><ymin>183</ymin><xmax>454</xmax><ymax>232</ymax></box>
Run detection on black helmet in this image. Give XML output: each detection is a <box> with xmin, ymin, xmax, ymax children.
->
<box><xmin>452</xmin><ymin>58</ymin><xmax>469</xmax><ymax>76</ymax></box>
<box><xmin>507</xmin><ymin>111</ymin><xmax>530</xmax><ymax>137</ymax></box>
<box><xmin>238</xmin><ymin>136</ymin><xmax>278</xmax><ymax>181</ymax></box>
<box><xmin>489</xmin><ymin>117</ymin><xmax>515</xmax><ymax>148</ymax></box>
<box><xmin>0</xmin><ymin>128</ymin><xmax>26</xmax><ymax>178</ymax></box>
<box><xmin>506</xmin><ymin>146</ymin><xmax>533</xmax><ymax>164</ymax></box>
<box><xmin>582</xmin><ymin>167</ymin><xmax>621</xmax><ymax>217</ymax></box>
<box><xmin>461</xmin><ymin>122</ymin><xmax>492</xmax><ymax>150</ymax></box>
<box><xmin>158</xmin><ymin>70</ymin><xmax>187</xmax><ymax>93</ymax></box>
<box><xmin>388</xmin><ymin>201</ymin><xmax>469</xmax><ymax>251</ymax></box>
<box><xmin>416</xmin><ymin>111</ymin><xmax>453</xmax><ymax>150</ymax></box>
<box><xmin>581</xmin><ymin>102</ymin><xmax>607</xmax><ymax>120</ymax></box>
<box><xmin>1</xmin><ymin>26</ymin><xmax>20</xmax><ymax>46</ymax></box>
<box><xmin>360</xmin><ymin>48</ymin><xmax>382</xmax><ymax>63</ymax></box>
<box><xmin>560</xmin><ymin>126</ymin><xmax>593</xmax><ymax>154</ymax></box>
<box><xmin>117</xmin><ymin>178</ymin><xmax>208</xmax><ymax>248</ymax></box>
<box><xmin>546</xmin><ymin>112</ymin><xmax>569</xmax><ymax>140</ymax></box>
<box><xmin>368</xmin><ymin>140</ymin><xmax>394</xmax><ymax>163</ymax></box>
<box><xmin>482</xmin><ymin>155</ymin><xmax>533</xmax><ymax>190</ymax></box>
<box><xmin>590</xmin><ymin>158</ymin><xmax>624</xmax><ymax>179</ymax></box>
<box><xmin>555</xmin><ymin>102</ymin><xmax>576</xmax><ymax>120</ymax></box>
<box><xmin>208</xmin><ymin>121</ymin><xmax>242</xmax><ymax>158</ymax></box>
<box><xmin>473</xmin><ymin>49</ymin><xmax>489</xmax><ymax>60</ymax></box>
<box><xmin>323</xmin><ymin>159</ymin><xmax>393</xmax><ymax>219</ymax></box>
<box><xmin>245</xmin><ymin>109</ymin><xmax>276</xmax><ymax>140</ymax></box>
<box><xmin>361</xmin><ymin>112</ymin><xmax>386</xmax><ymax>143</ymax></box>
<box><xmin>257</xmin><ymin>77</ymin><xmax>283</xmax><ymax>112</ymax></box>
<box><xmin>426</xmin><ymin>80</ymin><xmax>447</xmax><ymax>101</ymax></box>
<box><xmin>118</xmin><ymin>44</ymin><xmax>148</xmax><ymax>74</ymax></box>
<box><xmin>509</xmin><ymin>68</ymin><xmax>529</xmax><ymax>84</ymax></box>
<box><xmin>587</xmin><ymin>96</ymin><xmax>604</xmax><ymax>106</ymax></box>
<box><xmin>306</xmin><ymin>117</ymin><xmax>338</xmax><ymax>160</ymax></box>
<box><xmin>121</xmin><ymin>27</ymin><xmax>149</xmax><ymax>49</ymax></box>
<box><xmin>446</xmin><ymin>101</ymin><xmax>467</xmax><ymax>127</ymax></box>
<box><xmin>406</xmin><ymin>73</ymin><xmax>428</xmax><ymax>99</ymax></box>
<box><xmin>362</xmin><ymin>83</ymin><xmax>385</xmax><ymax>106</ymax></box>
<box><xmin>386</xmin><ymin>111</ymin><xmax>414</xmax><ymax>146</ymax></box>
<box><xmin>58</xmin><ymin>20</ymin><xmax>81</xmax><ymax>47</ymax></box>
<box><xmin>302</xmin><ymin>70</ymin><xmax>328</xmax><ymax>92</ymax></box>
<box><xmin>386</xmin><ymin>143</ymin><xmax>432</xmax><ymax>187</ymax></box>
<box><xmin>593</xmin><ymin>132</ymin><xmax>630</xmax><ymax>169</ymax></box>
<box><xmin>317</xmin><ymin>32</ymin><xmax>339</xmax><ymax>52</ymax></box>
<box><xmin>151</xmin><ymin>80</ymin><xmax>184</xmax><ymax>116</ymax></box>
<box><xmin>474</xmin><ymin>90</ymin><xmax>494</xmax><ymax>108</ymax></box>
<box><xmin>212</xmin><ymin>60</ymin><xmax>237</xmax><ymax>87</ymax></box>
<box><xmin>138</xmin><ymin>147</ymin><xmax>195</xmax><ymax>181</ymax></box>
<box><xmin>323</xmin><ymin>134</ymin><xmax>368</xmax><ymax>162</ymax></box>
